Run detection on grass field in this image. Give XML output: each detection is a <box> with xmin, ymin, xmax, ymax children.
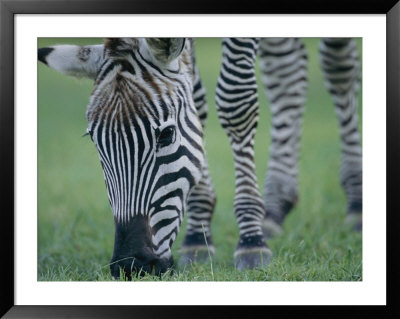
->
<box><xmin>38</xmin><ymin>38</ymin><xmax>362</xmax><ymax>281</ymax></box>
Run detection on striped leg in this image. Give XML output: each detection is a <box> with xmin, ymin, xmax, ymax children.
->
<box><xmin>216</xmin><ymin>38</ymin><xmax>271</xmax><ymax>269</ymax></box>
<box><xmin>258</xmin><ymin>38</ymin><xmax>308</xmax><ymax>238</ymax></box>
<box><xmin>179</xmin><ymin>56</ymin><xmax>217</xmax><ymax>265</ymax></box>
<box><xmin>319</xmin><ymin>38</ymin><xmax>362</xmax><ymax>230</ymax></box>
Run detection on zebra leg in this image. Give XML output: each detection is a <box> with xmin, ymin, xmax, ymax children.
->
<box><xmin>179</xmin><ymin>58</ymin><xmax>217</xmax><ymax>266</ymax></box>
<box><xmin>319</xmin><ymin>38</ymin><xmax>362</xmax><ymax>231</ymax></box>
<box><xmin>216</xmin><ymin>38</ymin><xmax>272</xmax><ymax>269</ymax></box>
<box><xmin>258</xmin><ymin>38</ymin><xmax>308</xmax><ymax>238</ymax></box>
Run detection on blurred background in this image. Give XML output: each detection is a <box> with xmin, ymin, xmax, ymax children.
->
<box><xmin>38</xmin><ymin>38</ymin><xmax>362</xmax><ymax>281</ymax></box>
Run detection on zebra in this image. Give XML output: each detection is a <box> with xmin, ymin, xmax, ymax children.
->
<box><xmin>39</xmin><ymin>38</ymin><xmax>205</xmax><ymax>278</ymax></box>
<box><xmin>38</xmin><ymin>37</ymin><xmax>362</xmax><ymax>278</ymax></box>
<box><xmin>181</xmin><ymin>37</ymin><xmax>362</xmax><ymax>268</ymax></box>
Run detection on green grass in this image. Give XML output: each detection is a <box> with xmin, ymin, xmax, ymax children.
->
<box><xmin>37</xmin><ymin>38</ymin><xmax>362</xmax><ymax>281</ymax></box>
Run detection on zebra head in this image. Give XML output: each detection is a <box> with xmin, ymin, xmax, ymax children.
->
<box><xmin>38</xmin><ymin>38</ymin><xmax>205</xmax><ymax>278</ymax></box>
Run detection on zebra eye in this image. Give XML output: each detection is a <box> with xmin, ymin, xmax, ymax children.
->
<box><xmin>157</xmin><ymin>126</ymin><xmax>176</xmax><ymax>147</ymax></box>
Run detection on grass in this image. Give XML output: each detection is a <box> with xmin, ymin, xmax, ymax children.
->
<box><xmin>37</xmin><ymin>38</ymin><xmax>362</xmax><ymax>281</ymax></box>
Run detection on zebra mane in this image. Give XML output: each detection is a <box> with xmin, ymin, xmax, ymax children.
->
<box><xmin>104</xmin><ymin>38</ymin><xmax>140</xmax><ymax>57</ymax></box>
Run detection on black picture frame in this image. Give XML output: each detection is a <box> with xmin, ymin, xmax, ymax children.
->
<box><xmin>1</xmin><ymin>0</ymin><xmax>399</xmax><ymax>317</ymax></box>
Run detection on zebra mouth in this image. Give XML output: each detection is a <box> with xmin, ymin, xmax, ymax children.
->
<box><xmin>110</xmin><ymin>255</ymin><xmax>173</xmax><ymax>280</ymax></box>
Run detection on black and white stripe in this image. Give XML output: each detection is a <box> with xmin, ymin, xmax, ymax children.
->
<box><xmin>38</xmin><ymin>37</ymin><xmax>362</xmax><ymax>275</ymax></box>
<box><xmin>319</xmin><ymin>38</ymin><xmax>362</xmax><ymax>224</ymax></box>
<box><xmin>215</xmin><ymin>38</ymin><xmax>272</xmax><ymax>267</ymax></box>
<box><xmin>181</xmin><ymin>37</ymin><xmax>362</xmax><ymax>267</ymax></box>
<box><xmin>86</xmin><ymin>39</ymin><xmax>205</xmax><ymax>260</ymax></box>
<box><xmin>258</xmin><ymin>38</ymin><xmax>308</xmax><ymax>236</ymax></box>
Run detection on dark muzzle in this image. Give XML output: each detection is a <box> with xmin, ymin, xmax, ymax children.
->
<box><xmin>110</xmin><ymin>250</ymin><xmax>173</xmax><ymax>280</ymax></box>
<box><xmin>110</xmin><ymin>215</ymin><xmax>173</xmax><ymax>280</ymax></box>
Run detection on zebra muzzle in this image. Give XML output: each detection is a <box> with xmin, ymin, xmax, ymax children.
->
<box><xmin>110</xmin><ymin>215</ymin><xmax>173</xmax><ymax>280</ymax></box>
<box><xmin>110</xmin><ymin>254</ymin><xmax>173</xmax><ymax>280</ymax></box>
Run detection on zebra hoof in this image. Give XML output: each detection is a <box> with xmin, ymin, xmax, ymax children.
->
<box><xmin>234</xmin><ymin>235</ymin><xmax>272</xmax><ymax>270</ymax></box>
<box><xmin>178</xmin><ymin>245</ymin><xmax>215</xmax><ymax>267</ymax></box>
<box><xmin>234</xmin><ymin>247</ymin><xmax>272</xmax><ymax>270</ymax></box>
<box><xmin>347</xmin><ymin>200</ymin><xmax>362</xmax><ymax>231</ymax></box>
<box><xmin>261</xmin><ymin>217</ymin><xmax>283</xmax><ymax>239</ymax></box>
<box><xmin>345</xmin><ymin>212</ymin><xmax>362</xmax><ymax>231</ymax></box>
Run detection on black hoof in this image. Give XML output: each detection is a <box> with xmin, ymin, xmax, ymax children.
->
<box><xmin>348</xmin><ymin>199</ymin><xmax>362</xmax><ymax>214</ymax></box>
<box><xmin>263</xmin><ymin>196</ymin><xmax>297</xmax><ymax>239</ymax></box>
<box><xmin>346</xmin><ymin>212</ymin><xmax>362</xmax><ymax>231</ymax></box>
<box><xmin>234</xmin><ymin>235</ymin><xmax>272</xmax><ymax>270</ymax></box>
<box><xmin>346</xmin><ymin>199</ymin><xmax>362</xmax><ymax>231</ymax></box>
<box><xmin>235</xmin><ymin>247</ymin><xmax>272</xmax><ymax>270</ymax></box>
<box><xmin>178</xmin><ymin>245</ymin><xmax>215</xmax><ymax>267</ymax></box>
<box><xmin>179</xmin><ymin>233</ymin><xmax>214</xmax><ymax>267</ymax></box>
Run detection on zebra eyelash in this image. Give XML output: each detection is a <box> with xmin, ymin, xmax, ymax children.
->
<box><xmin>82</xmin><ymin>128</ymin><xmax>92</xmax><ymax>138</ymax></box>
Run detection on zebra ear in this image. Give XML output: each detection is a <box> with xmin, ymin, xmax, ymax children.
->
<box><xmin>145</xmin><ymin>38</ymin><xmax>186</xmax><ymax>66</ymax></box>
<box><xmin>38</xmin><ymin>44</ymin><xmax>104</xmax><ymax>80</ymax></box>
